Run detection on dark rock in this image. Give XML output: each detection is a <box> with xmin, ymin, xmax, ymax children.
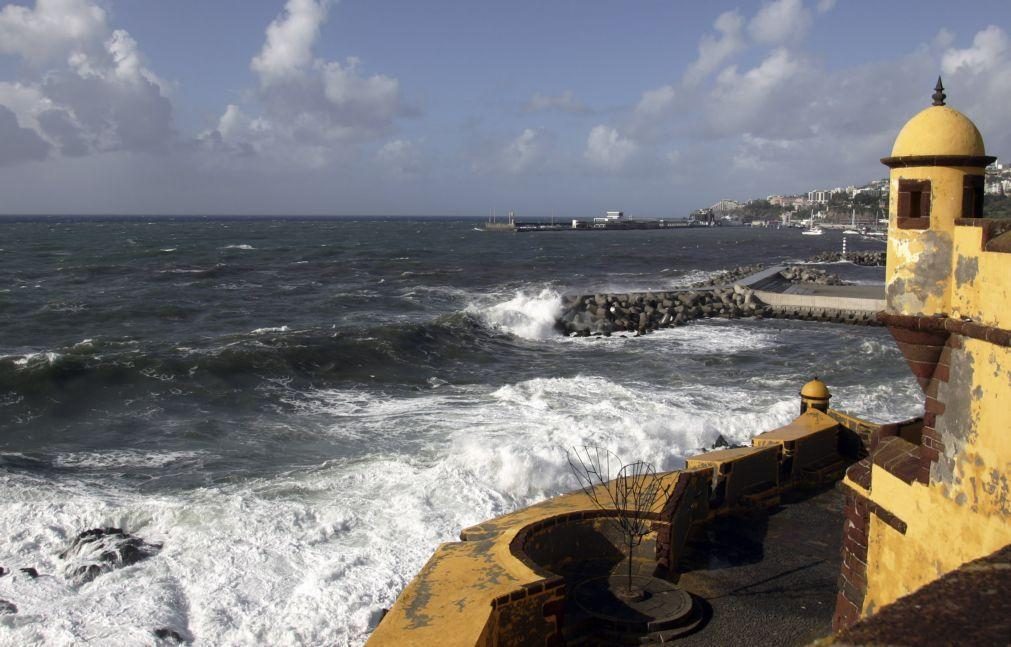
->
<box><xmin>154</xmin><ymin>628</ymin><xmax>185</xmax><ymax>643</ymax></box>
<box><xmin>0</xmin><ymin>566</ymin><xmax>7</xmax><ymax>577</ymax></box>
<box><xmin>59</xmin><ymin>527</ymin><xmax>162</xmax><ymax>584</ymax></box>
<box><xmin>19</xmin><ymin>567</ymin><xmax>38</xmax><ymax>579</ymax></box>
<box><xmin>0</xmin><ymin>599</ymin><xmax>16</xmax><ymax>615</ymax></box>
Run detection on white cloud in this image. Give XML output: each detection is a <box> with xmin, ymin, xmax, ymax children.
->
<box><xmin>634</xmin><ymin>85</ymin><xmax>677</xmax><ymax>118</ymax></box>
<box><xmin>524</xmin><ymin>90</ymin><xmax>588</xmax><ymax>113</ymax></box>
<box><xmin>942</xmin><ymin>25</ymin><xmax>1007</xmax><ymax>76</ymax></box>
<box><xmin>377</xmin><ymin>139</ymin><xmax>422</xmax><ymax>176</ymax></box>
<box><xmin>815</xmin><ymin>0</ymin><xmax>836</xmax><ymax>14</ymax></box>
<box><xmin>319</xmin><ymin>57</ymin><xmax>401</xmax><ymax>126</ymax></box>
<box><xmin>707</xmin><ymin>48</ymin><xmax>808</xmax><ymax>137</ymax></box>
<box><xmin>0</xmin><ymin>0</ymin><xmax>174</xmax><ymax>159</ymax></box>
<box><xmin>211</xmin><ymin>0</ymin><xmax>407</xmax><ymax>164</ymax></box>
<box><xmin>584</xmin><ymin>125</ymin><xmax>637</xmax><ymax>171</ymax></box>
<box><xmin>0</xmin><ymin>104</ymin><xmax>50</xmax><ymax>165</ymax></box>
<box><xmin>0</xmin><ymin>0</ymin><xmax>107</xmax><ymax>65</ymax></box>
<box><xmin>684</xmin><ymin>10</ymin><xmax>746</xmax><ymax>85</ymax></box>
<box><xmin>749</xmin><ymin>0</ymin><xmax>812</xmax><ymax>45</ymax></box>
<box><xmin>251</xmin><ymin>0</ymin><xmax>331</xmax><ymax>85</ymax></box>
<box><xmin>501</xmin><ymin>128</ymin><xmax>540</xmax><ymax>174</ymax></box>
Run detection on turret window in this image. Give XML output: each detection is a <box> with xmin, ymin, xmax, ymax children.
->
<box><xmin>962</xmin><ymin>175</ymin><xmax>984</xmax><ymax>219</ymax></box>
<box><xmin>897</xmin><ymin>179</ymin><xmax>931</xmax><ymax>229</ymax></box>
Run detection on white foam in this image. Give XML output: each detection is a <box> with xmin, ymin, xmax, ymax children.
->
<box><xmin>0</xmin><ymin>348</ymin><xmax>921</xmax><ymax>646</ymax></box>
<box><xmin>474</xmin><ymin>289</ymin><xmax>563</xmax><ymax>340</ymax></box>
<box><xmin>12</xmin><ymin>352</ymin><xmax>61</xmax><ymax>368</ymax></box>
<box><xmin>250</xmin><ymin>326</ymin><xmax>289</xmax><ymax>334</ymax></box>
<box><xmin>221</xmin><ymin>244</ymin><xmax>255</xmax><ymax>250</ymax></box>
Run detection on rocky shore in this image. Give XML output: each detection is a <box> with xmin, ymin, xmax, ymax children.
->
<box><xmin>558</xmin><ymin>264</ymin><xmax>879</xmax><ymax>336</ymax></box>
<box><xmin>806</xmin><ymin>250</ymin><xmax>886</xmax><ymax>266</ymax></box>
<box><xmin>559</xmin><ymin>284</ymin><xmax>770</xmax><ymax>336</ymax></box>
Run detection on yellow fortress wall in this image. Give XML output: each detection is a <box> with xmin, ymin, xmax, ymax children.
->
<box><xmin>832</xmin><ymin>80</ymin><xmax>1011</xmax><ymax>629</ymax></box>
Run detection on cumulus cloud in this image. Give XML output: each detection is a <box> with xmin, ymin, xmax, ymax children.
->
<box><xmin>816</xmin><ymin>0</ymin><xmax>837</xmax><ymax>13</ymax></box>
<box><xmin>0</xmin><ymin>0</ymin><xmax>174</xmax><ymax>160</ymax></box>
<box><xmin>942</xmin><ymin>25</ymin><xmax>1007</xmax><ymax>75</ymax></box>
<box><xmin>584</xmin><ymin>125</ymin><xmax>637</xmax><ymax>171</ymax></box>
<box><xmin>501</xmin><ymin>128</ymin><xmax>541</xmax><ymax>174</ymax></box>
<box><xmin>0</xmin><ymin>0</ymin><xmax>107</xmax><ymax>65</ymax></box>
<box><xmin>684</xmin><ymin>10</ymin><xmax>746</xmax><ymax>85</ymax></box>
<box><xmin>0</xmin><ymin>104</ymin><xmax>50</xmax><ymax>165</ymax></box>
<box><xmin>251</xmin><ymin>0</ymin><xmax>331</xmax><ymax>84</ymax></box>
<box><xmin>207</xmin><ymin>0</ymin><xmax>407</xmax><ymax>164</ymax></box>
<box><xmin>376</xmin><ymin>139</ymin><xmax>422</xmax><ymax>176</ymax></box>
<box><xmin>524</xmin><ymin>90</ymin><xmax>588</xmax><ymax>113</ymax></box>
<box><xmin>707</xmin><ymin>48</ymin><xmax>809</xmax><ymax>138</ymax></box>
<box><xmin>748</xmin><ymin>0</ymin><xmax>812</xmax><ymax>45</ymax></box>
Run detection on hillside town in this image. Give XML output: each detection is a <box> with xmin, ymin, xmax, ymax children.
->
<box><xmin>692</xmin><ymin>158</ymin><xmax>1011</xmax><ymax>227</ymax></box>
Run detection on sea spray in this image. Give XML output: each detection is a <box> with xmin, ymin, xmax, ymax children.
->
<box><xmin>474</xmin><ymin>289</ymin><xmax>563</xmax><ymax>340</ymax></box>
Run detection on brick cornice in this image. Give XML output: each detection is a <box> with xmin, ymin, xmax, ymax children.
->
<box><xmin>878</xmin><ymin>312</ymin><xmax>1011</xmax><ymax>347</ymax></box>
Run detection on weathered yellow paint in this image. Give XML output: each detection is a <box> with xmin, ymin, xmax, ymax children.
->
<box><xmin>890</xmin><ymin>105</ymin><xmax>986</xmax><ymax>157</ymax></box>
<box><xmin>861</xmin><ymin>463</ymin><xmax>1011</xmax><ymax>615</ymax></box>
<box><xmin>753</xmin><ymin>408</ymin><xmax>837</xmax><ymax>444</ymax></box>
<box><xmin>367</xmin><ymin>472</ymin><xmax>684</xmax><ymax>646</ymax></box>
<box><xmin>950</xmin><ymin>224</ymin><xmax>1011</xmax><ymax>327</ymax></box>
<box><xmin>885</xmin><ymin>165</ymin><xmax>986</xmax><ymax>316</ymax></box>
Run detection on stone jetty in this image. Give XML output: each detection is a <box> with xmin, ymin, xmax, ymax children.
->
<box><xmin>806</xmin><ymin>250</ymin><xmax>886</xmax><ymax>266</ymax></box>
<box><xmin>557</xmin><ymin>265</ymin><xmax>883</xmax><ymax>336</ymax></box>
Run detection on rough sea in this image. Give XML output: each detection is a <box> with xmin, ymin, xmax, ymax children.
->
<box><xmin>0</xmin><ymin>217</ymin><xmax>920</xmax><ymax>646</ymax></box>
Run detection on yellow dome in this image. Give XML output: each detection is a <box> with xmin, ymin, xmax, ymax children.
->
<box><xmin>800</xmin><ymin>378</ymin><xmax>830</xmax><ymax>400</ymax></box>
<box><xmin>891</xmin><ymin>105</ymin><xmax>986</xmax><ymax>158</ymax></box>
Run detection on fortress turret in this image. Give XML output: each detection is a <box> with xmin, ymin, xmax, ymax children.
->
<box><xmin>881</xmin><ymin>78</ymin><xmax>995</xmax><ymax>317</ymax></box>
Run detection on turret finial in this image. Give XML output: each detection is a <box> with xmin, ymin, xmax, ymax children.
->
<box><xmin>932</xmin><ymin>76</ymin><xmax>946</xmax><ymax>106</ymax></box>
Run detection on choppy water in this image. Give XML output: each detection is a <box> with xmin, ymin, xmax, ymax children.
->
<box><xmin>0</xmin><ymin>218</ymin><xmax>916</xmax><ymax>645</ymax></box>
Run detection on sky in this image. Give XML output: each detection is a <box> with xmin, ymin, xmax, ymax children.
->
<box><xmin>0</xmin><ymin>0</ymin><xmax>1009</xmax><ymax>217</ymax></box>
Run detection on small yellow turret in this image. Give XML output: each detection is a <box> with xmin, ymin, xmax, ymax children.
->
<box><xmin>799</xmin><ymin>377</ymin><xmax>831</xmax><ymax>414</ymax></box>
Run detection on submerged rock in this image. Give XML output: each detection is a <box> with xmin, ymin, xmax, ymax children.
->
<box><xmin>153</xmin><ymin>628</ymin><xmax>185</xmax><ymax>643</ymax></box>
<box><xmin>0</xmin><ymin>566</ymin><xmax>7</xmax><ymax>577</ymax></box>
<box><xmin>19</xmin><ymin>567</ymin><xmax>38</xmax><ymax>579</ymax></box>
<box><xmin>0</xmin><ymin>599</ymin><xmax>16</xmax><ymax>615</ymax></box>
<box><xmin>59</xmin><ymin>527</ymin><xmax>162</xmax><ymax>584</ymax></box>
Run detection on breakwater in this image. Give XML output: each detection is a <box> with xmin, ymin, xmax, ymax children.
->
<box><xmin>558</xmin><ymin>265</ymin><xmax>883</xmax><ymax>336</ymax></box>
<box><xmin>807</xmin><ymin>250</ymin><xmax>886</xmax><ymax>265</ymax></box>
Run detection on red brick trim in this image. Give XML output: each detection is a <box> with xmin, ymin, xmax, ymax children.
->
<box><xmin>834</xmin><ymin>485</ymin><xmax>908</xmax><ymax>632</ymax></box>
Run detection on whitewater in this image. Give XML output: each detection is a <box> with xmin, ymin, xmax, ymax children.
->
<box><xmin>0</xmin><ymin>217</ymin><xmax>913</xmax><ymax>646</ymax></box>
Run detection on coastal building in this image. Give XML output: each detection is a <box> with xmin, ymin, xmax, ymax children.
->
<box><xmin>368</xmin><ymin>80</ymin><xmax>1010</xmax><ymax>646</ymax></box>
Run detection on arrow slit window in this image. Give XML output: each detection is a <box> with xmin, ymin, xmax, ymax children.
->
<box><xmin>897</xmin><ymin>179</ymin><xmax>931</xmax><ymax>230</ymax></box>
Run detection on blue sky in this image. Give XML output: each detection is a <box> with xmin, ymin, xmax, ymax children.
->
<box><xmin>0</xmin><ymin>0</ymin><xmax>1009</xmax><ymax>216</ymax></box>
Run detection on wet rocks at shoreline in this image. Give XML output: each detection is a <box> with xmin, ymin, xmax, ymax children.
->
<box><xmin>59</xmin><ymin>527</ymin><xmax>162</xmax><ymax>584</ymax></box>
<box><xmin>807</xmin><ymin>250</ymin><xmax>886</xmax><ymax>266</ymax></box>
<box><xmin>0</xmin><ymin>599</ymin><xmax>16</xmax><ymax>615</ymax></box>
<box><xmin>779</xmin><ymin>266</ymin><xmax>848</xmax><ymax>285</ymax></box>
<box><xmin>691</xmin><ymin>264</ymin><xmax>767</xmax><ymax>288</ymax></box>
<box><xmin>559</xmin><ymin>285</ymin><xmax>770</xmax><ymax>336</ymax></box>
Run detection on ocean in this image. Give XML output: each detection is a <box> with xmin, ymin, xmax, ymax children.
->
<box><xmin>0</xmin><ymin>217</ymin><xmax>919</xmax><ymax>645</ymax></box>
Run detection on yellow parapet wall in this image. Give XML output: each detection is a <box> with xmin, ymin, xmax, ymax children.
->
<box><xmin>367</xmin><ymin>473</ymin><xmax>685</xmax><ymax>647</ymax></box>
<box><xmin>371</xmin><ymin>406</ymin><xmax>855</xmax><ymax>646</ymax></box>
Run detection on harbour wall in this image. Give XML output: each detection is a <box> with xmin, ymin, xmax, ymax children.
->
<box><xmin>557</xmin><ymin>266</ymin><xmax>885</xmax><ymax>336</ymax></box>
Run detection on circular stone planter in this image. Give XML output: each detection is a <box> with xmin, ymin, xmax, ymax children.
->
<box><xmin>573</xmin><ymin>574</ymin><xmax>701</xmax><ymax>639</ymax></box>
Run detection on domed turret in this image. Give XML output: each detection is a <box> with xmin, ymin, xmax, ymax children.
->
<box><xmin>890</xmin><ymin>105</ymin><xmax>986</xmax><ymax>158</ymax></box>
<box><xmin>882</xmin><ymin>79</ymin><xmax>996</xmax><ymax>319</ymax></box>
<box><xmin>800</xmin><ymin>377</ymin><xmax>831</xmax><ymax>414</ymax></box>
